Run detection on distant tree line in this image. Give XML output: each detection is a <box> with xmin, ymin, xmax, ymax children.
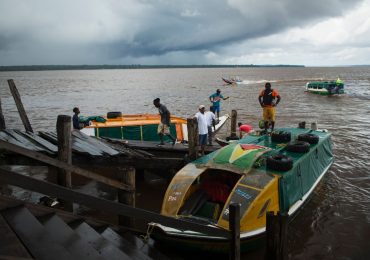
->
<box><xmin>0</xmin><ymin>64</ymin><xmax>304</xmax><ymax>71</ymax></box>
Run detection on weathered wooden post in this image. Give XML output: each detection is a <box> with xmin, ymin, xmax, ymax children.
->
<box><xmin>0</xmin><ymin>97</ymin><xmax>6</xmax><ymax>130</ymax></box>
<box><xmin>187</xmin><ymin>117</ymin><xmax>198</xmax><ymax>160</ymax></box>
<box><xmin>266</xmin><ymin>211</ymin><xmax>288</xmax><ymax>260</ymax></box>
<box><xmin>229</xmin><ymin>203</ymin><xmax>241</xmax><ymax>260</ymax></box>
<box><xmin>56</xmin><ymin>115</ymin><xmax>73</xmax><ymax>211</ymax></box>
<box><xmin>230</xmin><ymin>109</ymin><xmax>237</xmax><ymax>137</ymax></box>
<box><xmin>118</xmin><ymin>166</ymin><xmax>136</xmax><ymax>227</ymax></box>
<box><xmin>7</xmin><ymin>79</ymin><xmax>33</xmax><ymax>132</ymax></box>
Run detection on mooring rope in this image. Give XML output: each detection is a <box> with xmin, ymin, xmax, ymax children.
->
<box><xmin>141</xmin><ymin>223</ymin><xmax>155</xmax><ymax>243</ymax></box>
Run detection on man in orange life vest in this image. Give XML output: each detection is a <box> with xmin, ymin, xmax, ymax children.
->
<box><xmin>258</xmin><ymin>82</ymin><xmax>281</xmax><ymax>133</ymax></box>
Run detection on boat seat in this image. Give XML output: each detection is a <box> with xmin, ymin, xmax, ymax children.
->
<box><xmin>179</xmin><ymin>189</ymin><xmax>210</xmax><ymax>216</ymax></box>
<box><xmin>195</xmin><ymin>201</ymin><xmax>221</xmax><ymax>221</ymax></box>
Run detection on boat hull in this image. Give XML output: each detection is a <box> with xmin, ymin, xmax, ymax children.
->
<box><xmin>149</xmin><ymin>127</ymin><xmax>334</xmax><ymax>253</ymax></box>
<box><xmin>81</xmin><ymin>113</ymin><xmax>229</xmax><ymax>143</ymax></box>
<box><xmin>151</xmin><ymin>225</ymin><xmax>264</xmax><ymax>253</ymax></box>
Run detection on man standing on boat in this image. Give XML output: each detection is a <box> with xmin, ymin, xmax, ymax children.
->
<box><xmin>194</xmin><ymin>105</ymin><xmax>208</xmax><ymax>156</ymax></box>
<box><xmin>209</xmin><ymin>89</ymin><xmax>229</xmax><ymax>119</ymax></box>
<box><xmin>258</xmin><ymin>82</ymin><xmax>281</xmax><ymax>133</ymax></box>
<box><xmin>153</xmin><ymin>98</ymin><xmax>177</xmax><ymax>146</ymax></box>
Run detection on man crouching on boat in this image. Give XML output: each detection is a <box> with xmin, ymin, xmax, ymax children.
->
<box><xmin>153</xmin><ymin>98</ymin><xmax>177</xmax><ymax>146</ymax></box>
<box><xmin>258</xmin><ymin>82</ymin><xmax>281</xmax><ymax>134</ymax></box>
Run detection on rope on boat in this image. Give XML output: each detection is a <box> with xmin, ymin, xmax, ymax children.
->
<box><xmin>141</xmin><ymin>223</ymin><xmax>155</xmax><ymax>243</ymax></box>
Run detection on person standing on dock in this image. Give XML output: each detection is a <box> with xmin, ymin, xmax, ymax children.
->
<box><xmin>205</xmin><ymin>106</ymin><xmax>216</xmax><ymax>146</ymax></box>
<box><xmin>194</xmin><ymin>105</ymin><xmax>208</xmax><ymax>156</ymax></box>
<box><xmin>209</xmin><ymin>89</ymin><xmax>229</xmax><ymax>119</ymax></box>
<box><xmin>258</xmin><ymin>82</ymin><xmax>281</xmax><ymax>133</ymax></box>
<box><xmin>153</xmin><ymin>98</ymin><xmax>177</xmax><ymax>146</ymax></box>
<box><xmin>72</xmin><ymin>107</ymin><xmax>83</xmax><ymax>130</ymax></box>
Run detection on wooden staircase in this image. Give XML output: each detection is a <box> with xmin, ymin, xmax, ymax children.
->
<box><xmin>0</xmin><ymin>199</ymin><xmax>170</xmax><ymax>260</ymax></box>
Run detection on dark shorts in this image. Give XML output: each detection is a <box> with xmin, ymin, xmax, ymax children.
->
<box><xmin>199</xmin><ymin>134</ymin><xmax>207</xmax><ymax>145</ymax></box>
<box><xmin>213</xmin><ymin>106</ymin><xmax>220</xmax><ymax>113</ymax></box>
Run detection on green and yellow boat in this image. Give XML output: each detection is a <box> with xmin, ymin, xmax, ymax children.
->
<box><xmin>149</xmin><ymin>128</ymin><xmax>333</xmax><ymax>252</ymax></box>
<box><xmin>305</xmin><ymin>78</ymin><xmax>344</xmax><ymax>95</ymax></box>
<box><xmin>81</xmin><ymin>113</ymin><xmax>229</xmax><ymax>143</ymax></box>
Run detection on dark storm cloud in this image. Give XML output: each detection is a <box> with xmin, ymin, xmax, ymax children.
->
<box><xmin>0</xmin><ymin>0</ymin><xmax>365</xmax><ymax>65</ymax></box>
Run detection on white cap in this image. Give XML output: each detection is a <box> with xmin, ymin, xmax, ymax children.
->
<box><xmin>199</xmin><ymin>105</ymin><xmax>205</xmax><ymax>109</ymax></box>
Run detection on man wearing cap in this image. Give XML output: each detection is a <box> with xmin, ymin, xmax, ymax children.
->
<box><xmin>153</xmin><ymin>98</ymin><xmax>177</xmax><ymax>146</ymax></box>
<box><xmin>194</xmin><ymin>105</ymin><xmax>208</xmax><ymax>156</ymax></box>
<box><xmin>209</xmin><ymin>89</ymin><xmax>229</xmax><ymax>119</ymax></box>
<box><xmin>258</xmin><ymin>82</ymin><xmax>281</xmax><ymax>133</ymax></box>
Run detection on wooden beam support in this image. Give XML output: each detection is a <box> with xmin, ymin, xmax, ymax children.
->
<box><xmin>118</xmin><ymin>166</ymin><xmax>136</xmax><ymax>227</ymax></box>
<box><xmin>187</xmin><ymin>117</ymin><xmax>198</xmax><ymax>160</ymax></box>
<box><xmin>0</xmin><ymin>167</ymin><xmax>229</xmax><ymax>238</ymax></box>
<box><xmin>230</xmin><ymin>109</ymin><xmax>237</xmax><ymax>137</ymax></box>
<box><xmin>0</xmin><ymin>139</ymin><xmax>133</xmax><ymax>191</ymax></box>
<box><xmin>7</xmin><ymin>79</ymin><xmax>33</xmax><ymax>132</ymax></box>
<box><xmin>0</xmin><ymin>97</ymin><xmax>5</xmax><ymax>130</ymax></box>
<box><xmin>229</xmin><ymin>203</ymin><xmax>240</xmax><ymax>260</ymax></box>
<box><xmin>56</xmin><ymin>115</ymin><xmax>72</xmax><ymax>188</ymax></box>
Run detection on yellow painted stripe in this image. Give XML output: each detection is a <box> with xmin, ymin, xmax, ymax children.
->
<box><xmin>237</xmin><ymin>183</ymin><xmax>263</xmax><ymax>192</ymax></box>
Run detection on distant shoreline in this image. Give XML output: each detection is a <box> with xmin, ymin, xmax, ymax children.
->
<box><xmin>0</xmin><ymin>64</ymin><xmax>305</xmax><ymax>72</ymax></box>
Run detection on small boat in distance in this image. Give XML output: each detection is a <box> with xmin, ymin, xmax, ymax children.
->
<box><xmin>81</xmin><ymin>112</ymin><xmax>229</xmax><ymax>143</ymax></box>
<box><xmin>222</xmin><ymin>77</ymin><xmax>242</xmax><ymax>85</ymax></box>
<box><xmin>305</xmin><ymin>78</ymin><xmax>344</xmax><ymax>95</ymax></box>
<box><xmin>149</xmin><ymin>127</ymin><xmax>333</xmax><ymax>253</ymax></box>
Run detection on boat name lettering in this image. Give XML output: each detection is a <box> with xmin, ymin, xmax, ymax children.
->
<box><xmin>173</xmin><ymin>191</ymin><xmax>182</xmax><ymax>196</ymax></box>
<box><xmin>235</xmin><ymin>188</ymin><xmax>252</xmax><ymax>200</ymax></box>
<box><xmin>168</xmin><ymin>196</ymin><xmax>177</xmax><ymax>202</ymax></box>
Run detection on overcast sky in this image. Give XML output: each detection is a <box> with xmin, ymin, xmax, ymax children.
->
<box><xmin>0</xmin><ymin>0</ymin><xmax>369</xmax><ymax>66</ymax></box>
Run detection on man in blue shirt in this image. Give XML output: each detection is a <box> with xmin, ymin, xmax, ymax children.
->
<box><xmin>72</xmin><ymin>107</ymin><xmax>83</xmax><ymax>130</ymax></box>
<box><xmin>209</xmin><ymin>89</ymin><xmax>229</xmax><ymax>118</ymax></box>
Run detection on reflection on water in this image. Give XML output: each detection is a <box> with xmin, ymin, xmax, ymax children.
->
<box><xmin>1</xmin><ymin>67</ymin><xmax>370</xmax><ymax>259</ymax></box>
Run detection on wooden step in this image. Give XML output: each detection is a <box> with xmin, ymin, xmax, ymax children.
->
<box><xmin>0</xmin><ymin>214</ymin><xmax>31</xmax><ymax>258</ymax></box>
<box><xmin>1</xmin><ymin>206</ymin><xmax>73</xmax><ymax>260</ymax></box>
<box><xmin>38</xmin><ymin>214</ymin><xmax>105</xmax><ymax>260</ymax></box>
<box><xmin>118</xmin><ymin>229</ymin><xmax>172</xmax><ymax>260</ymax></box>
<box><xmin>100</xmin><ymin>227</ymin><xmax>152</xmax><ymax>260</ymax></box>
<box><xmin>71</xmin><ymin>221</ymin><xmax>132</xmax><ymax>260</ymax></box>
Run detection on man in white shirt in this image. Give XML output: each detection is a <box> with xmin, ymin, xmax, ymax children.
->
<box><xmin>205</xmin><ymin>106</ymin><xmax>216</xmax><ymax>146</ymax></box>
<box><xmin>194</xmin><ymin>105</ymin><xmax>208</xmax><ymax>156</ymax></box>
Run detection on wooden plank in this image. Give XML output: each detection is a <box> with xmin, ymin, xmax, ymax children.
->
<box><xmin>0</xmin><ymin>140</ymin><xmax>133</xmax><ymax>191</ymax></box>
<box><xmin>72</xmin><ymin>222</ymin><xmax>131</xmax><ymax>260</ymax></box>
<box><xmin>7</xmin><ymin>80</ymin><xmax>33</xmax><ymax>133</ymax></box>
<box><xmin>100</xmin><ymin>228</ymin><xmax>154</xmax><ymax>260</ymax></box>
<box><xmin>2</xmin><ymin>206</ymin><xmax>73</xmax><ymax>260</ymax></box>
<box><xmin>72</xmin><ymin>131</ymin><xmax>119</xmax><ymax>156</ymax></box>
<box><xmin>1</xmin><ymin>130</ymin><xmax>46</xmax><ymax>152</ymax></box>
<box><xmin>0</xmin><ymin>214</ymin><xmax>31</xmax><ymax>258</ymax></box>
<box><xmin>39</xmin><ymin>214</ymin><xmax>104</xmax><ymax>260</ymax></box>
<box><xmin>18</xmin><ymin>130</ymin><xmax>58</xmax><ymax>153</ymax></box>
<box><xmin>0</xmin><ymin>167</ymin><xmax>229</xmax><ymax>238</ymax></box>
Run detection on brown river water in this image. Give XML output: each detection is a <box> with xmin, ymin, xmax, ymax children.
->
<box><xmin>0</xmin><ymin>67</ymin><xmax>369</xmax><ymax>259</ymax></box>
